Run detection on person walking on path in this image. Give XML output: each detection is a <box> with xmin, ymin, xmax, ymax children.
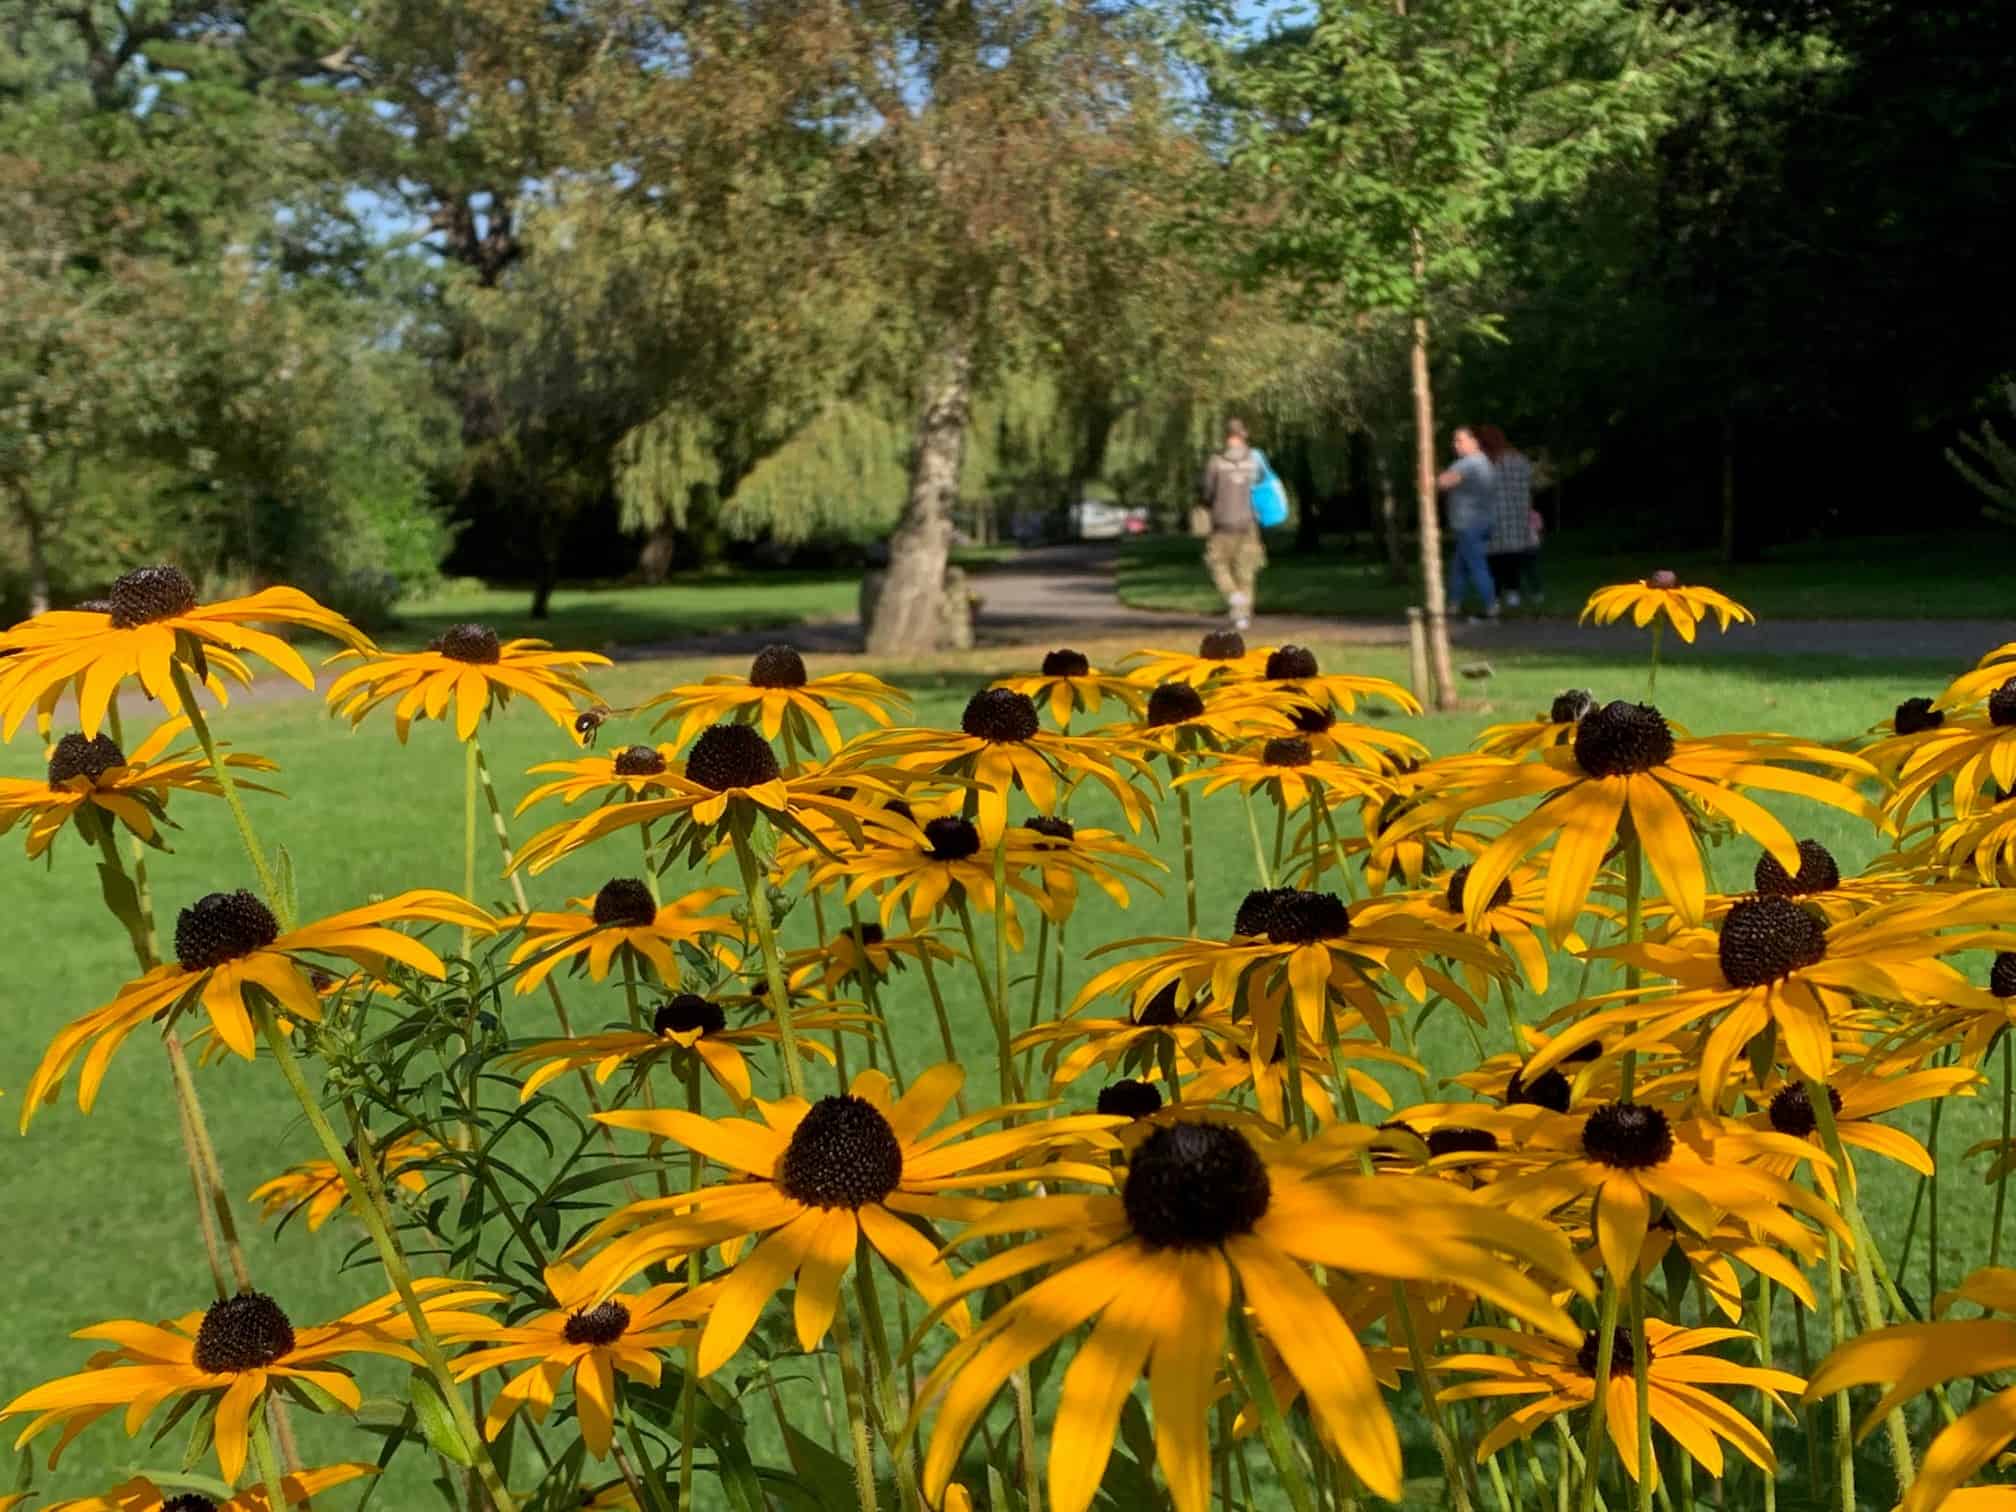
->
<box><xmin>1200</xmin><ymin>417</ymin><xmax>1266</xmax><ymax>630</ymax></box>
<box><xmin>1437</xmin><ymin>425</ymin><xmax>1499</xmax><ymax>620</ymax></box>
<box><xmin>1478</xmin><ymin>423</ymin><xmax>1542</xmax><ymax>608</ymax></box>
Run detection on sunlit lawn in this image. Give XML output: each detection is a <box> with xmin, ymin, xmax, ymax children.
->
<box><xmin>0</xmin><ymin>638</ymin><xmax>1999</xmax><ymax>1506</ymax></box>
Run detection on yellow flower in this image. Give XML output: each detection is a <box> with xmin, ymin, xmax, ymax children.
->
<box><xmin>0</xmin><ymin>565</ymin><xmax>370</xmax><ymax>741</ymax></box>
<box><xmin>1236</xmin><ymin>643</ymin><xmax>1422</xmax><ymax>717</ymax></box>
<box><xmin>1220</xmin><ymin>697</ymin><xmax>1428</xmax><ymax>772</ymax></box>
<box><xmin>579</xmin><ymin>1066</ymin><xmax>1117</xmax><ymax>1372</ymax></box>
<box><xmin>503</xmin><ymin>991</ymin><xmax>871</xmax><ymax>1105</ymax></box>
<box><xmin>504</xmin><ymin>881</ymin><xmax>739</xmax><ymax>993</ymax></box>
<box><xmin>812</xmin><ymin>810</ymin><xmax>1052</xmax><ymax>941</ymax></box>
<box><xmin>1579</xmin><ymin>574</ymin><xmax>1755</xmax><ymax>642</ymax></box>
<box><xmin>991</xmin><ymin>648</ymin><xmax>1147</xmax><ymax>730</ymax></box>
<box><xmin>513</xmin><ymin>744</ymin><xmax>685</xmax><ymax>817</ymax></box>
<box><xmin>913</xmin><ymin>1118</ymin><xmax>1591</xmax><ymax>1511</ymax></box>
<box><xmin>1174</xmin><ymin>735</ymin><xmax>1391</xmax><ymax>817</ymax></box>
<box><xmin>848</xmin><ymin>688</ymin><xmax>1159</xmax><ymax>846</ymax></box>
<box><xmin>1733</xmin><ymin>1061</ymin><xmax>1981</xmax><ymax>1200</ymax></box>
<box><xmin>1121</xmin><ymin>630</ymin><xmax>1272</xmax><ymax>688</ymax></box>
<box><xmin>249</xmin><ymin>1134</ymin><xmax>441</xmax><ymax>1232</ymax></box>
<box><xmin>325</xmin><ymin>625</ymin><xmax>609</xmax><ymax>742</ymax></box>
<box><xmin>451</xmin><ymin>1263</ymin><xmax>710</xmax><ymax>1458</ymax></box>
<box><xmin>1354</xmin><ymin>861</ymin><xmax>1563</xmax><ymax>993</ymax></box>
<box><xmin>1473</xmin><ymin>689</ymin><xmax>1598</xmax><ymax>759</ymax></box>
<box><xmin>1098</xmin><ymin>681</ymin><xmax>1262</xmax><ymax>761</ymax></box>
<box><xmin>639</xmin><ymin>644</ymin><xmax>908</xmax><ymax>756</ymax></box>
<box><xmin>23</xmin><ymin>889</ymin><xmax>494</xmax><ymax>1127</ymax></box>
<box><xmin>0</xmin><ymin>721</ymin><xmax>277</xmax><ymax>860</ymax></box>
<box><xmin>1935</xmin><ymin>639</ymin><xmax>2016</xmax><ymax>710</ymax></box>
<box><xmin>1012</xmin><ymin>815</ymin><xmax>1164</xmax><ymax>919</ymax></box>
<box><xmin>1929</xmin><ymin>785</ymin><xmax>2016</xmax><ymax>885</ymax></box>
<box><xmin>1805</xmin><ymin>1266</ymin><xmax>2016</xmax><ymax>1512</ymax></box>
<box><xmin>1426</xmin><ymin>700</ymin><xmax>1882</xmax><ymax>940</ymax></box>
<box><xmin>1884</xmin><ymin>681</ymin><xmax>2016</xmax><ymax>820</ymax></box>
<box><xmin>33</xmin><ymin>1464</ymin><xmax>376</xmax><ymax>1511</ymax></box>
<box><xmin>1436</xmin><ymin>1318</ymin><xmax>1801</xmax><ymax>1486</ymax></box>
<box><xmin>1</xmin><ymin>1283</ymin><xmax>499</xmax><ymax>1483</ymax></box>
<box><xmin>783</xmin><ymin>921</ymin><xmax>957</xmax><ymax>996</ymax></box>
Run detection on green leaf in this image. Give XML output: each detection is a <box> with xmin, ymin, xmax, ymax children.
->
<box><xmin>1660</xmin><ymin>1236</ymin><xmax>1692</xmax><ymax>1314</ymax></box>
<box><xmin>273</xmin><ymin>843</ymin><xmax>299</xmax><ymax>932</ymax></box>
<box><xmin>407</xmin><ymin>1370</ymin><xmax>475</xmax><ymax>1466</ymax></box>
<box><xmin>96</xmin><ymin>859</ymin><xmax>146</xmax><ymax>941</ymax></box>
<box><xmin>279</xmin><ymin>1373</ymin><xmax>353</xmax><ymax>1415</ymax></box>
<box><xmin>781</xmin><ymin>1424</ymin><xmax>859</xmax><ymax>1512</ymax></box>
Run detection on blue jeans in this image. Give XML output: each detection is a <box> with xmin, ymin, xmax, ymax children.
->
<box><xmin>1447</xmin><ymin>525</ymin><xmax>1497</xmax><ymax>613</ymax></box>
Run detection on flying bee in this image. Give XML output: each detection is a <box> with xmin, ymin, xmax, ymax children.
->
<box><xmin>571</xmin><ymin>703</ymin><xmax>648</xmax><ymax>747</ymax></box>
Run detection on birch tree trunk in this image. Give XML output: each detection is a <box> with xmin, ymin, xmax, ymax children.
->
<box><xmin>866</xmin><ymin>341</ymin><xmax>972</xmax><ymax>655</ymax></box>
<box><xmin>1409</xmin><ymin>308</ymin><xmax>1457</xmax><ymax>708</ymax></box>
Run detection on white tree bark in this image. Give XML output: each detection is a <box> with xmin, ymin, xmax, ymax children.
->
<box><xmin>866</xmin><ymin>341</ymin><xmax>972</xmax><ymax>655</ymax></box>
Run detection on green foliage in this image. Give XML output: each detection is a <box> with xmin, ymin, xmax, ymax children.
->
<box><xmin>1947</xmin><ymin>385</ymin><xmax>2016</xmax><ymax>529</ymax></box>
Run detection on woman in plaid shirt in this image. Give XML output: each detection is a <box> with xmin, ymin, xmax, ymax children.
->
<box><xmin>1479</xmin><ymin>424</ymin><xmax>1542</xmax><ymax>608</ymax></box>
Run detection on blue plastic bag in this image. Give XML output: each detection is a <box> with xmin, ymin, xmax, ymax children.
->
<box><xmin>1250</xmin><ymin>449</ymin><xmax>1289</xmax><ymax>528</ymax></box>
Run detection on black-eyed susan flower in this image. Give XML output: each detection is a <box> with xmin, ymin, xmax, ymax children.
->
<box><xmin>1640</xmin><ymin>837</ymin><xmax>1940</xmax><ymax>926</ymax></box>
<box><xmin>640</xmin><ymin>644</ymin><xmax>908</xmax><ymax>756</ymax></box>
<box><xmin>1884</xmin><ymin>679</ymin><xmax>2016</xmax><ymax>820</ymax></box>
<box><xmin>1014</xmin><ymin>815</ymin><xmax>1164</xmax><ymax>917</ymax></box>
<box><xmin>1103</xmin><ymin>681</ymin><xmax>1259</xmax><ymax>760</ymax></box>
<box><xmin>1484</xmin><ymin>1101</ymin><xmax>1842</xmax><ymax>1280</ymax></box>
<box><xmin>513</xmin><ymin>744</ymin><xmax>684</xmax><ymax>818</ymax></box>
<box><xmin>1014</xmin><ymin>983</ymin><xmax>1247</xmax><ymax>1091</ymax></box>
<box><xmin>1579</xmin><ymin>572</ymin><xmax>1755</xmax><ymax>642</ymax></box>
<box><xmin>1243</xmin><ymin>643</ymin><xmax>1422</xmax><ymax>717</ymax></box>
<box><xmin>1225</xmin><ymin>698</ymin><xmax>1428</xmax><ymax>772</ymax></box>
<box><xmin>1526</xmin><ymin>892</ymin><xmax>2016</xmax><ymax>1099</ymax></box>
<box><xmin>1121</xmin><ymin>630</ymin><xmax>1270</xmax><ymax>688</ymax></box>
<box><xmin>1174</xmin><ymin>735</ymin><xmax>1391</xmax><ymax>815</ymax></box>
<box><xmin>249</xmin><ymin>1134</ymin><xmax>442</xmax><ymax>1232</ymax></box>
<box><xmin>503</xmin><ymin>880</ymin><xmax>739</xmax><ymax>994</ymax></box>
<box><xmin>450</xmin><ymin>1262</ymin><xmax>711</xmax><ymax>1458</ymax></box>
<box><xmin>813</xmin><ymin>812</ymin><xmax>1051</xmax><ymax>941</ymax></box>
<box><xmin>991</xmin><ymin>648</ymin><xmax>1147</xmax><ymax>730</ymax></box>
<box><xmin>503</xmin><ymin>991</ymin><xmax>869</xmax><ymax>1105</ymax></box>
<box><xmin>849</xmin><ymin>688</ymin><xmax>1159</xmax><ymax>846</ymax></box>
<box><xmin>579</xmin><ymin>1065</ymin><xmax>1118</xmax><ymax>1371</ymax></box>
<box><xmin>512</xmin><ymin>725</ymin><xmax>897</xmax><ymax>873</ymax></box>
<box><xmin>1</xmin><ymin>1282</ymin><xmax>500</xmax><ymax>1482</ymax></box>
<box><xmin>913</xmin><ymin>1118</ymin><xmax>1592</xmax><ymax>1512</ymax></box>
<box><xmin>324</xmin><ymin>623</ymin><xmax>609</xmax><ymax>742</ymax></box>
<box><xmin>783</xmin><ymin>921</ymin><xmax>956</xmax><ymax>996</ymax></box>
<box><xmin>1805</xmin><ymin>1265</ymin><xmax>2016</xmax><ymax>1512</ymax></box>
<box><xmin>0</xmin><ymin>565</ymin><xmax>370</xmax><ymax>741</ymax></box>
<box><xmin>1354</xmin><ymin>861</ymin><xmax>1563</xmax><ymax>993</ymax></box>
<box><xmin>1472</xmin><ymin>689</ymin><xmax>1597</xmax><ymax>759</ymax></box>
<box><xmin>31</xmin><ymin>1464</ymin><xmax>376</xmax><ymax>1511</ymax></box>
<box><xmin>1734</xmin><ymin>1062</ymin><xmax>1979</xmax><ymax>1198</ymax></box>
<box><xmin>1930</xmin><ymin>784</ymin><xmax>2016</xmax><ymax>885</ymax></box>
<box><xmin>1436</xmin><ymin>1318</ymin><xmax>1801</xmax><ymax>1486</ymax></box>
<box><xmin>0</xmin><ymin>723</ymin><xmax>277</xmax><ymax>860</ymax></box>
<box><xmin>1935</xmin><ymin>639</ymin><xmax>2016</xmax><ymax>710</ymax></box>
<box><xmin>1074</xmin><ymin>888</ymin><xmax>1500</xmax><ymax>1059</ymax></box>
<box><xmin>1425</xmin><ymin>700</ymin><xmax>1883</xmax><ymax>940</ymax></box>
<box><xmin>22</xmin><ymin>889</ymin><xmax>495</xmax><ymax>1127</ymax></box>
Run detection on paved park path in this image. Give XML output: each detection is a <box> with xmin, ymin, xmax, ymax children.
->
<box><xmin>617</xmin><ymin>542</ymin><xmax>2016</xmax><ymax>666</ymax></box>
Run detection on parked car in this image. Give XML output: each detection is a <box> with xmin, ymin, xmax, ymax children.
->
<box><xmin>1069</xmin><ymin>500</ymin><xmax>1150</xmax><ymax>539</ymax></box>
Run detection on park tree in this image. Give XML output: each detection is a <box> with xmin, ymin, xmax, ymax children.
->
<box><xmin>1222</xmin><ymin>0</ymin><xmax>1708</xmax><ymax>707</ymax></box>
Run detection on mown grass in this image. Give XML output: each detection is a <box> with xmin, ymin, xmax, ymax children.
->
<box><xmin>0</xmin><ymin>638</ymin><xmax>2000</xmax><ymax>1506</ymax></box>
<box><xmin>1115</xmin><ymin>527</ymin><xmax>2016</xmax><ymax>622</ymax></box>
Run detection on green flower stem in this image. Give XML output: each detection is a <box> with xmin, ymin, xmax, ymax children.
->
<box><xmin>913</xmin><ymin>948</ymin><xmax>969</xmax><ymax>1118</ymax></box>
<box><xmin>845</xmin><ymin>901</ymin><xmax>907</xmax><ymax>1092</ymax></box>
<box><xmin>992</xmin><ymin>836</ymin><xmax>1019</xmax><ymax>1109</ymax></box>
<box><xmin>730</xmin><ymin>824</ymin><xmax>808</xmax><ymax>1100</ymax></box>
<box><xmin>953</xmin><ymin>896</ymin><xmax>1022</xmax><ymax>1105</ymax></box>
<box><xmin>248</xmin><ymin>1405</ymin><xmax>295</xmax><ymax>1512</ymax></box>
<box><xmin>1012</xmin><ymin>1365</ymin><xmax>1044</xmax><ymax>1512</ymax></box>
<box><xmin>678</xmin><ymin>1066</ymin><xmax>703</xmax><ymax>1508</ymax></box>
<box><xmin>1029</xmin><ymin>914</ymin><xmax>1050</xmax><ymax>1034</ymax></box>
<box><xmin>1497</xmin><ymin>978</ymin><xmax>1525</xmax><ymax>1058</ymax></box>
<box><xmin>1229</xmin><ymin>1301</ymin><xmax>1315</xmax><ymax>1512</ymax></box>
<box><xmin>1241</xmin><ymin>789</ymin><xmax>1273</xmax><ymax>888</ymax></box>
<box><xmin>168</xmin><ymin>661</ymin><xmax>285</xmax><ymax>923</ymax></box>
<box><xmin>1754</xmin><ymin>1276</ymin><xmax>1776</xmax><ymax>1512</ymax></box>
<box><xmin>1802</xmin><ymin>1075</ymin><xmax>1917</xmax><ymax>1493</ymax></box>
<box><xmin>1646</xmin><ymin>622</ymin><xmax>1663</xmax><ymax>701</ymax></box>
<box><xmin>1271</xmin><ymin>799</ymin><xmax>1287</xmax><ymax>880</ymax></box>
<box><xmin>851</xmin><ymin>1255</ymin><xmax>922</xmax><ymax>1512</ymax></box>
<box><xmin>1576</xmin><ymin>1278</ymin><xmax>1624</xmax><ymax>1512</ymax></box>
<box><xmin>1628</xmin><ymin>1270</ymin><xmax>1652</xmax><ymax>1512</ymax></box>
<box><xmin>1820</xmin><ymin>1224</ymin><xmax>1854</xmax><ymax>1512</ymax></box>
<box><xmin>165</xmin><ymin>1068</ymin><xmax>227</xmax><ymax>1299</ymax></box>
<box><xmin>463</xmin><ymin>737</ymin><xmax>479</xmax><ymax>943</ymax></box>
<box><xmin>256</xmin><ymin>1008</ymin><xmax>519</xmax><ymax>1511</ymax></box>
<box><xmin>1991</xmin><ymin>1034</ymin><xmax>2014</xmax><ymax>1272</ymax></box>
<box><xmin>1929</xmin><ymin>1054</ymin><xmax>1949</xmax><ymax>1301</ymax></box>
<box><xmin>613</xmin><ymin>1389</ymin><xmax>676</xmax><ymax>1512</ymax></box>
<box><xmin>1393</xmin><ymin>1282</ymin><xmax>1478</xmax><ymax>1512</ymax></box>
<box><xmin>1177</xmin><ymin>785</ymin><xmax>1199</xmax><ymax>935</ymax></box>
<box><xmin>828</xmin><ymin>1298</ymin><xmax>883</xmax><ymax>1512</ymax></box>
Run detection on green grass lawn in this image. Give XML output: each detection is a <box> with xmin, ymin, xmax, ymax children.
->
<box><xmin>1116</xmin><ymin>527</ymin><xmax>2016</xmax><ymax>622</ymax></box>
<box><xmin>0</xmin><ymin>640</ymin><xmax>2000</xmax><ymax>1506</ymax></box>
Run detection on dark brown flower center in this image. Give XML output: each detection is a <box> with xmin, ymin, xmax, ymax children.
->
<box><xmin>1233</xmin><ymin>888</ymin><xmax>1349</xmax><ymax>945</ymax></box>
<box><xmin>1573</xmin><ymin>701</ymin><xmax>1675</xmax><ymax>777</ymax></box>
<box><xmin>849</xmin><ymin>922</ymin><xmax>886</xmax><ymax>947</ymax></box>
<box><xmin>923</xmin><ymin>816</ymin><xmax>982</xmax><ymax>861</ymax></box>
<box><xmin>48</xmin><ymin>732</ymin><xmax>126</xmax><ymax>785</ymax></box>
<box><xmin>1264</xmin><ymin>645</ymin><xmax>1319</xmax><ymax>681</ymax></box>
<box><xmin>1134</xmin><ymin>982</ymin><xmax>1187</xmax><ymax>1026</ymax></box>
<box><xmin>1990</xmin><ymin>679</ymin><xmax>2016</xmax><ymax>728</ymax></box>
<box><xmin>1550</xmin><ymin>689</ymin><xmax>1595</xmax><ymax>725</ymax></box>
<box><xmin>1427</xmin><ymin>1126</ymin><xmax>1499</xmax><ymax>1158</ymax></box>
<box><xmin>777</xmin><ymin>1095</ymin><xmax>904</xmax><ymax>1209</ymax></box>
<box><xmin>174</xmin><ymin>891</ymin><xmax>281</xmax><ymax>971</ymax></box>
<box><xmin>1581</xmin><ymin>1102</ymin><xmax>1673</xmax><ymax>1170</ymax></box>
<box><xmin>1261</xmin><ymin>737</ymin><xmax>1312</xmax><ymax>768</ymax></box>
<box><xmin>1994</xmin><ymin>953</ymin><xmax>2016</xmax><ymax>999</ymax></box>
<box><xmin>161</xmin><ymin>1496</ymin><xmax>220</xmax><ymax>1512</ymax></box>
<box><xmin>962</xmin><ymin>688</ymin><xmax>1041</xmax><ymax>743</ymax></box>
<box><xmin>1097</xmin><ymin>1078</ymin><xmax>1164</xmax><ymax>1119</ymax></box>
<box><xmin>749</xmin><ymin>644</ymin><xmax>809</xmax><ymax>688</ymax></box>
<box><xmin>1022</xmin><ymin>815</ymin><xmax>1075</xmax><ymax>842</ymax></box>
<box><xmin>1505</xmin><ymin>1067</ymin><xmax>1572</xmax><ymax>1114</ymax></box>
<box><xmin>1199</xmin><ymin>630</ymin><xmax>1247</xmax><ymax>660</ymax></box>
<box><xmin>1146</xmin><ymin>682</ymin><xmax>1205</xmax><ymax>727</ymax></box>
<box><xmin>1754</xmin><ymin>839</ymin><xmax>1840</xmax><ymax>897</ymax></box>
<box><xmin>1576</xmin><ymin>1326</ymin><xmax>1643</xmax><ymax>1379</ymax></box>
<box><xmin>108</xmin><ymin>565</ymin><xmax>198</xmax><ymax>628</ymax></box>
<box><xmin>1894</xmin><ymin>697</ymin><xmax>1944</xmax><ymax>736</ymax></box>
<box><xmin>1041</xmin><ymin>648</ymin><xmax>1090</xmax><ymax>678</ymax></box>
<box><xmin>1445</xmin><ymin>864</ymin><xmax>1512</xmax><ymax>916</ymax></box>
<box><xmin>654</xmin><ymin>993</ymin><xmax>726</xmax><ymax>1037</ymax></box>
<box><xmin>1288</xmin><ymin>705</ymin><xmax>1334</xmax><ymax>734</ymax></box>
<box><xmin>1767</xmin><ymin>1082</ymin><xmax>1842</xmax><ymax>1139</ymax></box>
<box><xmin>592</xmin><ymin>879</ymin><xmax>658</xmax><ymax>927</ymax></box>
<box><xmin>563</xmin><ymin>1299</ymin><xmax>632</xmax><ymax>1347</ymax></box>
<box><xmin>193</xmin><ymin>1291</ymin><xmax>296</xmax><ymax>1374</ymax></box>
<box><xmin>685</xmin><ymin>724</ymin><xmax>781</xmax><ymax>791</ymax></box>
<box><xmin>613</xmin><ymin>745</ymin><xmax>667</xmax><ymax>777</ymax></box>
<box><xmin>1719</xmin><ymin>896</ymin><xmax>1828</xmax><ymax>987</ymax></box>
<box><xmin>1122</xmin><ymin>1121</ymin><xmax>1270</xmax><ymax>1249</ymax></box>
<box><xmin>436</xmin><ymin>623</ymin><xmax>502</xmax><ymax>664</ymax></box>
